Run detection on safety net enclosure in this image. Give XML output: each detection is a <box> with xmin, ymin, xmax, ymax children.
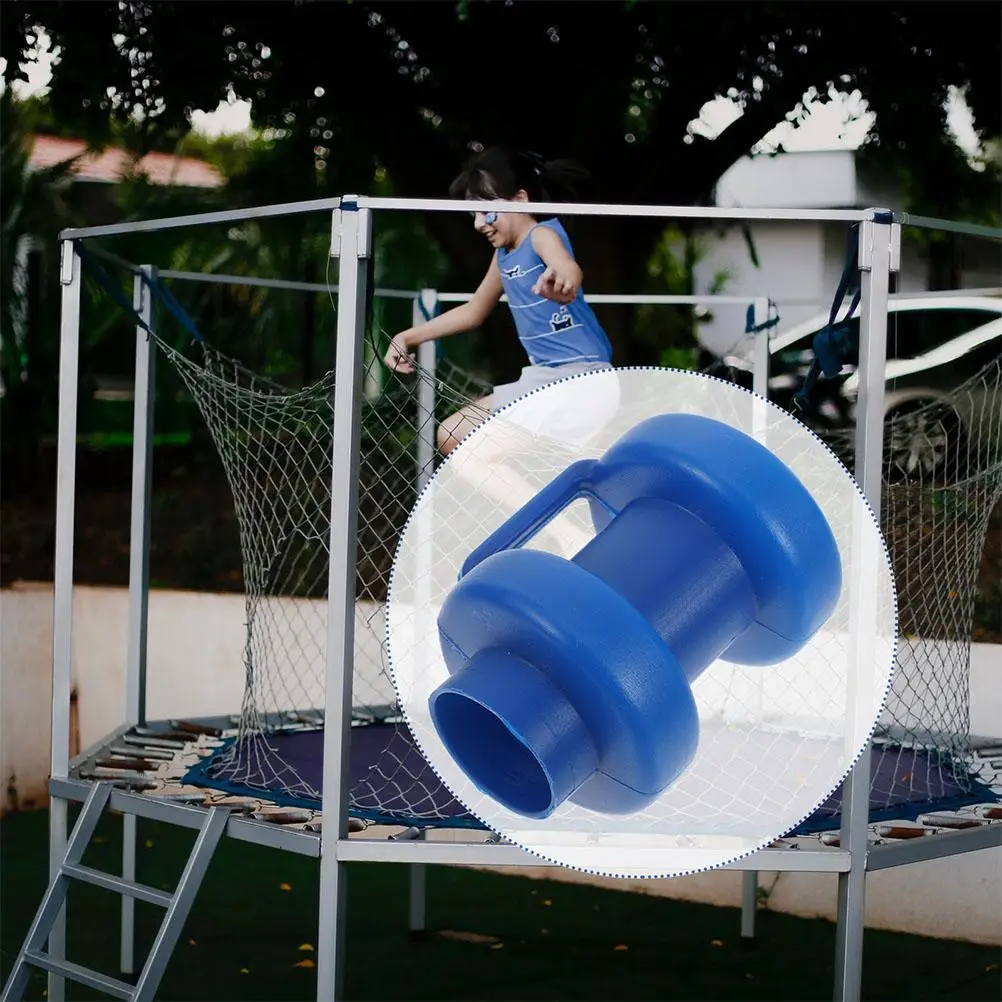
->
<box><xmin>96</xmin><ymin>254</ymin><xmax>1000</xmax><ymax>833</ymax></box>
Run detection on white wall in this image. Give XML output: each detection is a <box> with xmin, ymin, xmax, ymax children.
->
<box><xmin>693</xmin><ymin>220</ymin><xmax>828</xmax><ymax>355</ymax></box>
<box><xmin>2</xmin><ymin>582</ymin><xmax>1000</xmax><ymax>945</ymax></box>
<box><xmin>714</xmin><ymin>151</ymin><xmax>860</xmax><ymax>210</ymax></box>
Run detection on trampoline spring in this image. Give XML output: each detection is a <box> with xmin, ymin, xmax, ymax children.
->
<box><xmin>85</xmin><ymin>766</ymin><xmax>153</xmax><ymax>780</ymax></box>
<box><xmin>875</xmin><ymin>825</ymin><xmax>929</xmax><ymax>839</ymax></box>
<box><xmin>389</xmin><ymin>827</ymin><xmax>422</xmax><ymax>841</ymax></box>
<box><xmin>96</xmin><ymin>757</ymin><xmax>160</xmax><ymax>772</ymax></box>
<box><xmin>170</xmin><ymin>719</ymin><xmax>224</xmax><ymax>738</ymax></box>
<box><xmin>79</xmin><ymin>772</ymin><xmax>159</xmax><ymax>791</ymax></box>
<box><xmin>287</xmin><ymin>711</ymin><xmax>324</xmax><ymax>726</ymax></box>
<box><xmin>133</xmin><ymin>726</ymin><xmax>201</xmax><ymax>743</ymax></box>
<box><xmin>204</xmin><ymin>798</ymin><xmax>258</xmax><ymax>813</ymax></box>
<box><xmin>250</xmin><ymin>808</ymin><xmax>314</xmax><ymax>825</ymax></box>
<box><xmin>151</xmin><ymin>791</ymin><xmax>211</xmax><ymax>804</ymax></box>
<box><xmin>122</xmin><ymin>733</ymin><xmax>187</xmax><ymax>751</ymax></box>
<box><xmin>917</xmin><ymin>814</ymin><xmax>985</xmax><ymax>830</ymax></box>
<box><xmin>110</xmin><ymin>744</ymin><xmax>174</xmax><ymax>761</ymax></box>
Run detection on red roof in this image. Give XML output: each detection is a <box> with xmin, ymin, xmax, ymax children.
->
<box><xmin>29</xmin><ymin>134</ymin><xmax>225</xmax><ymax>189</ymax></box>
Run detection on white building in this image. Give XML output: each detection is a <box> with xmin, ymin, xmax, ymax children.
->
<box><xmin>691</xmin><ymin>149</ymin><xmax>999</xmax><ymax>354</ymax></box>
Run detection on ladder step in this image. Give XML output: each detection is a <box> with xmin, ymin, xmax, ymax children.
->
<box><xmin>22</xmin><ymin>950</ymin><xmax>134</xmax><ymax>1000</ymax></box>
<box><xmin>62</xmin><ymin>863</ymin><xmax>173</xmax><ymax>908</ymax></box>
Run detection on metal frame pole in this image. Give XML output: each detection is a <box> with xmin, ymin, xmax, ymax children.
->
<box><xmin>740</xmin><ymin>295</ymin><xmax>772</xmax><ymax>939</ymax></box>
<box><xmin>121</xmin><ymin>265</ymin><xmax>157</xmax><ymax>975</ymax></box>
<box><xmin>408</xmin><ymin>290</ymin><xmax>439</xmax><ymax>938</ymax></box>
<box><xmin>414</xmin><ymin>290</ymin><xmax>439</xmax><ymax>492</ymax></box>
<box><xmin>47</xmin><ymin>240</ymin><xmax>83</xmax><ymax>1002</ymax></box>
<box><xmin>833</xmin><ymin>212</ymin><xmax>899</xmax><ymax>1002</ymax></box>
<box><xmin>317</xmin><ymin>197</ymin><xmax>372</xmax><ymax>1002</ymax></box>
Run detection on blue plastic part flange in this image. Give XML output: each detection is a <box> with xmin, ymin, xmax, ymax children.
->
<box><xmin>429</xmin><ymin>412</ymin><xmax>842</xmax><ymax>819</ymax></box>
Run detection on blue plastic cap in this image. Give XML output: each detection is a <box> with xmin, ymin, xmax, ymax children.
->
<box><xmin>429</xmin><ymin>648</ymin><xmax>600</xmax><ymax>819</ymax></box>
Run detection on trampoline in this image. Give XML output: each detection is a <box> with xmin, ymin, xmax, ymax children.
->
<box><xmin>75</xmin><ymin>250</ymin><xmax>1002</xmax><ymax>842</ymax></box>
<box><xmin>8</xmin><ymin>199</ymin><xmax>1000</xmax><ymax>1002</ymax></box>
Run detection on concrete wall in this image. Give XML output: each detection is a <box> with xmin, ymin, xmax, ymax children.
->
<box><xmin>2</xmin><ymin>582</ymin><xmax>1000</xmax><ymax>945</ymax></box>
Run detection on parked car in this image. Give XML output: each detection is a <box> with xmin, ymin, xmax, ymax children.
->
<box><xmin>716</xmin><ymin>294</ymin><xmax>1002</xmax><ymax>480</ymax></box>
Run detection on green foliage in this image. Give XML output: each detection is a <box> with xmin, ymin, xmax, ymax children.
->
<box><xmin>633</xmin><ymin>225</ymin><xmax>734</xmax><ymax>369</ymax></box>
<box><xmin>4</xmin><ymin>0</ymin><xmax>997</xmax><ymax>377</ymax></box>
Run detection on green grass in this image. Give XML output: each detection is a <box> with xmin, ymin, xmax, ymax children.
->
<box><xmin>2</xmin><ymin>809</ymin><xmax>998</xmax><ymax>1001</ymax></box>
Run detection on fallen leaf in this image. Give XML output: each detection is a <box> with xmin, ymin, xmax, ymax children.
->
<box><xmin>279</xmin><ymin>883</ymin><xmax>292</xmax><ymax>891</ymax></box>
<box><xmin>489</xmin><ymin>943</ymin><xmax>504</xmax><ymax>950</ymax></box>
<box><xmin>711</xmin><ymin>939</ymin><xmax>724</xmax><ymax>947</ymax></box>
<box><xmin>437</xmin><ymin>930</ymin><xmax>501</xmax><ymax>944</ymax></box>
<box><xmin>298</xmin><ymin>943</ymin><xmax>315</xmax><ymax>952</ymax></box>
<box><xmin>187</xmin><ymin>938</ymin><xmax>196</xmax><ymax>947</ymax></box>
<box><xmin>541</xmin><ymin>929</ymin><xmax>549</xmax><ymax>936</ymax></box>
<box><xmin>240</xmin><ymin>969</ymin><xmax>250</xmax><ymax>975</ymax></box>
<box><xmin>745</xmin><ymin>974</ymin><xmax>755</xmax><ymax>980</ymax></box>
<box><xmin>613</xmin><ymin>944</ymin><xmax>629</xmax><ymax>952</ymax></box>
<box><xmin>294</xmin><ymin>959</ymin><xmax>316</xmax><ymax>969</ymax></box>
<box><xmin>145</xmin><ymin>840</ymin><xmax>154</xmax><ymax>848</ymax></box>
<box><xmin>987</xmin><ymin>963</ymin><xmax>1001</xmax><ymax>973</ymax></box>
<box><xmin>542</xmin><ymin>899</ymin><xmax>552</xmax><ymax>906</ymax></box>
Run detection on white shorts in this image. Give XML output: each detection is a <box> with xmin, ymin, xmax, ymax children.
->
<box><xmin>489</xmin><ymin>362</ymin><xmax>620</xmax><ymax>448</ymax></box>
<box><xmin>490</xmin><ymin>362</ymin><xmax>613</xmax><ymax>412</ymax></box>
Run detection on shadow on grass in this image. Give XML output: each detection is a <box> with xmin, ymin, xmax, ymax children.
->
<box><xmin>1</xmin><ymin>808</ymin><xmax>998</xmax><ymax>1001</ymax></box>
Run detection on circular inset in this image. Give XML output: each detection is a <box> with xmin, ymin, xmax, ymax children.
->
<box><xmin>386</xmin><ymin>366</ymin><xmax>897</xmax><ymax>878</ymax></box>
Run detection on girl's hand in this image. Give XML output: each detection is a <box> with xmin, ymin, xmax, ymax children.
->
<box><xmin>384</xmin><ymin>333</ymin><xmax>416</xmax><ymax>374</ymax></box>
<box><xmin>533</xmin><ymin>265</ymin><xmax>578</xmax><ymax>304</ymax></box>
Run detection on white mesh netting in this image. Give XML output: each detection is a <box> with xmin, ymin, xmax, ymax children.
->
<box><xmin>145</xmin><ymin>280</ymin><xmax>999</xmax><ymax>832</ymax></box>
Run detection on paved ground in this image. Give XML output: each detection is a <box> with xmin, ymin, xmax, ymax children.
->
<box><xmin>2</xmin><ymin>808</ymin><xmax>998</xmax><ymax>1001</ymax></box>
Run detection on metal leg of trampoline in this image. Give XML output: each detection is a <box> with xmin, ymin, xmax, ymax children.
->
<box><xmin>121</xmin><ymin>814</ymin><xmax>138</xmax><ymax>975</ymax></box>
<box><xmin>740</xmin><ymin>871</ymin><xmax>758</xmax><ymax>940</ymax></box>
<box><xmin>122</xmin><ymin>265</ymin><xmax>156</xmax><ymax>976</ymax></box>
<box><xmin>45</xmin><ymin>240</ymin><xmax>84</xmax><ymax>1002</ymax></box>
<box><xmin>832</xmin><ymin>214</ymin><xmax>898</xmax><ymax>1002</ymax></box>
<box><xmin>409</xmin><ymin>830</ymin><xmax>428</xmax><ymax>938</ymax></box>
<box><xmin>318</xmin><ymin>199</ymin><xmax>372</xmax><ymax>1002</ymax></box>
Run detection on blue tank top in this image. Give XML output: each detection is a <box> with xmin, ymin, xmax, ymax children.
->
<box><xmin>496</xmin><ymin>218</ymin><xmax>613</xmax><ymax>367</ymax></box>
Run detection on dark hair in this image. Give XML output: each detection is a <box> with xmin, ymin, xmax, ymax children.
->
<box><xmin>448</xmin><ymin>147</ymin><xmax>589</xmax><ymax>217</ymax></box>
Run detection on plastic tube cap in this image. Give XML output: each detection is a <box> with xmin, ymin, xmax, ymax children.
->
<box><xmin>429</xmin><ymin>648</ymin><xmax>599</xmax><ymax>819</ymax></box>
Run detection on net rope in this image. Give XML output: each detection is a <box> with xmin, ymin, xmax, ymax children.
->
<box><xmin>814</xmin><ymin>350</ymin><xmax>1002</xmax><ymax>819</ymax></box>
<box><xmin>142</xmin><ymin>280</ymin><xmax>999</xmax><ymax>830</ymax></box>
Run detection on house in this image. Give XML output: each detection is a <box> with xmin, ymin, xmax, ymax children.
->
<box><xmin>2</xmin><ymin>135</ymin><xmax>224</xmax><ymax>403</ymax></box>
<box><xmin>28</xmin><ymin>133</ymin><xmax>225</xmax><ymax>189</ymax></box>
<box><xmin>691</xmin><ymin>149</ymin><xmax>1000</xmax><ymax>355</ymax></box>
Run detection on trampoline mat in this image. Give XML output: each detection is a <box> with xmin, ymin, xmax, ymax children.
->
<box><xmin>184</xmin><ymin>724</ymin><xmax>998</xmax><ymax>832</ymax></box>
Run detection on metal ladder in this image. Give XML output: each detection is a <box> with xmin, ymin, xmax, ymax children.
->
<box><xmin>2</xmin><ymin>782</ymin><xmax>228</xmax><ymax>1002</ymax></box>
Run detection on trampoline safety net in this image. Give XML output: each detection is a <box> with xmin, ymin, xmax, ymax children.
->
<box><xmin>145</xmin><ymin>280</ymin><xmax>1000</xmax><ymax>832</ymax></box>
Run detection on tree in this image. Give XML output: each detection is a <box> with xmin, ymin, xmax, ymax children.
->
<box><xmin>3</xmin><ymin>1</ymin><xmax>999</xmax><ymax>373</ymax></box>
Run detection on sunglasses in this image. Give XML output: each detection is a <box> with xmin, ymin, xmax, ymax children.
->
<box><xmin>470</xmin><ymin>210</ymin><xmax>499</xmax><ymax>225</ymax></box>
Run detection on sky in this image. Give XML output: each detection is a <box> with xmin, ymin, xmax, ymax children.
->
<box><xmin>1</xmin><ymin>27</ymin><xmax>983</xmax><ymax>159</ymax></box>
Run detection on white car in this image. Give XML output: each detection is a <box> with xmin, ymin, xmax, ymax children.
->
<box><xmin>720</xmin><ymin>294</ymin><xmax>1002</xmax><ymax>480</ymax></box>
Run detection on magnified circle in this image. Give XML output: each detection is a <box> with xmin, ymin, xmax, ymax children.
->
<box><xmin>386</xmin><ymin>367</ymin><xmax>897</xmax><ymax>878</ymax></box>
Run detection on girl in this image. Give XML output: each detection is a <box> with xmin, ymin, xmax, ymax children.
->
<box><xmin>383</xmin><ymin>147</ymin><xmax>614</xmax><ymax>456</ymax></box>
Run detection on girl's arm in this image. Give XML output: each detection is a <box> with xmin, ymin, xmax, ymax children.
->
<box><xmin>385</xmin><ymin>256</ymin><xmax>503</xmax><ymax>373</ymax></box>
<box><xmin>530</xmin><ymin>226</ymin><xmax>583</xmax><ymax>304</ymax></box>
